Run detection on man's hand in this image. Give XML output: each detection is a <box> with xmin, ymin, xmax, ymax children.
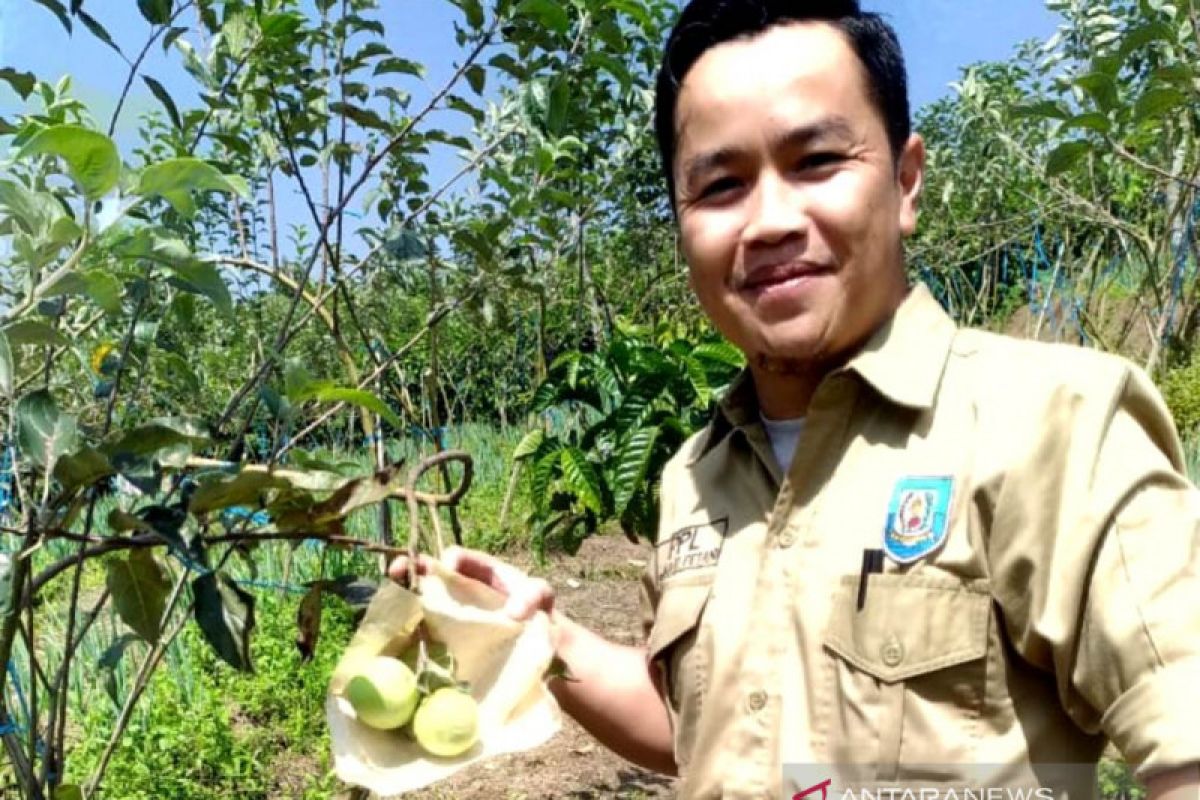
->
<box><xmin>1146</xmin><ymin>764</ymin><xmax>1200</xmax><ymax>800</ymax></box>
<box><xmin>388</xmin><ymin>545</ymin><xmax>676</xmax><ymax>776</ymax></box>
<box><xmin>388</xmin><ymin>546</ymin><xmax>555</xmax><ymax>621</ymax></box>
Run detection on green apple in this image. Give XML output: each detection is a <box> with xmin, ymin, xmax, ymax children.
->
<box><xmin>412</xmin><ymin>687</ymin><xmax>480</xmax><ymax>758</ymax></box>
<box><xmin>344</xmin><ymin>655</ymin><xmax>420</xmax><ymax>730</ymax></box>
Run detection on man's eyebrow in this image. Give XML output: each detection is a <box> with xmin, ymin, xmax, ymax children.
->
<box><xmin>772</xmin><ymin>117</ymin><xmax>857</xmax><ymax>150</ymax></box>
<box><xmin>679</xmin><ymin>117</ymin><xmax>858</xmax><ymax>190</ymax></box>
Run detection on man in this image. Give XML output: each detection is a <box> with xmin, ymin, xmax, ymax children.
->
<box><xmin>391</xmin><ymin>1</ymin><xmax>1200</xmax><ymax>798</ymax></box>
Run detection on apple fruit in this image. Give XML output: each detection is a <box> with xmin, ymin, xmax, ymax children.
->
<box><xmin>344</xmin><ymin>655</ymin><xmax>420</xmax><ymax>730</ymax></box>
<box><xmin>412</xmin><ymin>687</ymin><xmax>480</xmax><ymax>757</ymax></box>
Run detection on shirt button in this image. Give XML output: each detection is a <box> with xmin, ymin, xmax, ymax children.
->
<box><xmin>777</xmin><ymin>529</ymin><xmax>796</xmax><ymax>548</ymax></box>
<box><xmin>880</xmin><ymin>635</ymin><xmax>905</xmax><ymax>667</ymax></box>
<box><xmin>746</xmin><ymin>690</ymin><xmax>768</xmax><ymax>712</ymax></box>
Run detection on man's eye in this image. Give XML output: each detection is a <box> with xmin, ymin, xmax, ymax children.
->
<box><xmin>797</xmin><ymin>152</ymin><xmax>843</xmax><ymax>171</ymax></box>
<box><xmin>699</xmin><ymin>177</ymin><xmax>740</xmax><ymax>199</ymax></box>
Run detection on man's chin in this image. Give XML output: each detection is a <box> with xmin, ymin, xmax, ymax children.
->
<box><xmin>753</xmin><ymin>351</ymin><xmax>825</xmax><ymax>375</ymax></box>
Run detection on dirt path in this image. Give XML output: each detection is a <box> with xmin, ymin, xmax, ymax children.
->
<box><xmin>403</xmin><ymin>535</ymin><xmax>677</xmax><ymax>800</ymax></box>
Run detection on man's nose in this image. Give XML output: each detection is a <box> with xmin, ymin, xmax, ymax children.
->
<box><xmin>743</xmin><ymin>171</ymin><xmax>806</xmax><ymax>247</ymax></box>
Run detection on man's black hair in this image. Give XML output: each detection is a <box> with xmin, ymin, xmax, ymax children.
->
<box><xmin>654</xmin><ymin>0</ymin><xmax>911</xmax><ymax>203</ymax></box>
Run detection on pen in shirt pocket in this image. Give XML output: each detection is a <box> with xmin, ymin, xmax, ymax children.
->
<box><xmin>856</xmin><ymin>548</ymin><xmax>884</xmax><ymax>611</ymax></box>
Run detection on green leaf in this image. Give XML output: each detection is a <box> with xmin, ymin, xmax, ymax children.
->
<box><xmin>458</xmin><ymin>0</ymin><xmax>484</xmax><ymax>27</ymax></box>
<box><xmin>31</xmin><ymin>0</ymin><xmax>72</xmax><ymax>32</ymax></box>
<box><xmin>0</xmin><ymin>68</ymin><xmax>37</xmax><ymax>100</ymax></box>
<box><xmin>162</xmin><ymin>25</ymin><xmax>187</xmax><ymax>52</ymax></box>
<box><xmin>309</xmin><ymin>463</ymin><xmax>407</xmax><ymax>522</ymax></box>
<box><xmin>188</xmin><ymin>471</ymin><xmax>289</xmax><ymax>515</ymax></box>
<box><xmin>84</xmin><ymin>271</ymin><xmax>123</xmax><ymax>314</ymax></box>
<box><xmin>78</xmin><ymin>10</ymin><xmax>124</xmax><ymax>57</ymax></box>
<box><xmin>529</xmin><ymin>448</ymin><xmax>560</xmax><ymax>511</ymax></box>
<box><xmin>0</xmin><ymin>330</ymin><xmax>11</xmax><ymax>397</ymax></box>
<box><xmin>328</xmin><ymin>102</ymin><xmax>391</xmax><ymax>132</ymax></box>
<box><xmin>465</xmin><ymin>65</ymin><xmax>486</xmax><ymax>95</ymax></box>
<box><xmin>18</xmin><ymin>124</ymin><xmax>120</xmax><ymax>199</ymax></box>
<box><xmin>16</xmin><ymin>390</ymin><xmax>79</xmax><ymax>471</ymax></box>
<box><xmin>53</xmin><ymin>445</ymin><xmax>114</xmax><ymax>492</ymax></box>
<box><xmin>98</xmin><ymin>633</ymin><xmax>140</xmax><ymax>706</ymax></box>
<box><xmin>158</xmin><ymin>352</ymin><xmax>200</xmax><ymax>394</ymax></box>
<box><xmin>559</xmin><ymin>447</ymin><xmax>604</xmax><ymax>514</ymax></box>
<box><xmin>137</xmin><ymin>0</ymin><xmax>173</xmax><ymax>25</ymax></box>
<box><xmin>193</xmin><ymin>572</ymin><xmax>255</xmax><ymax>672</ymax></box>
<box><xmin>0</xmin><ymin>179</ymin><xmax>56</xmax><ymax>236</ymax></box>
<box><xmin>52</xmin><ymin>785</ymin><xmax>84</xmax><ymax>800</ymax></box>
<box><xmin>513</xmin><ymin>429</ymin><xmax>546</xmax><ymax>461</ymax></box>
<box><xmin>607</xmin><ymin>0</ymin><xmax>653</xmax><ymax>28</ymax></box>
<box><xmin>373</xmin><ymin>57</ymin><xmax>425</xmax><ymax>78</ymax></box>
<box><xmin>586</xmin><ymin>52</ymin><xmax>631</xmax><ymax>89</ymax></box>
<box><xmin>107</xmin><ymin>508</ymin><xmax>147</xmax><ymax>533</ymax></box>
<box><xmin>547</xmin><ymin>81</ymin><xmax>570</xmax><ymax>136</ymax></box>
<box><xmin>1133</xmin><ymin>87</ymin><xmax>1187</xmax><ymax>123</ymax></box>
<box><xmin>107</xmin><ymin>549</ymin><xmax>170</xmax><ymax>643</ymax></box>
<box><xmin>293</xmin><ymin>383</ymin><xmax>401</xmax><ymax>429</ymax></box>
<box><xmin>3</xmin><ymin>320</ymin><xmax>68</xmax><ymax>348</ymax></box>
<box><xmin>102</xmin><ymin>417</ymin><xmax>211</xmax><ymax>460</ymax></box>
<box><xmin>259</xmin><ymin>12</ymin><xmax>305</xmax><ymax>39</ymax></box>
<box><xmin>43</xmin><ymin>269</ymin><xmax>122</xmax><ymax>315</ymax></box>
<box><xmin>612</xmin><ymin>427</ymin><xmax>657</xmax><ymax>513</ymax></box>
<box><xmin>1045</xmin><ymin>140</ymin><xmax>1092</xmax><ymax>176</ymax></box>
<box><xmin>516</xmin><ymin>0</ymin><xmax>570</xmax><ymax>33</ymax></box>
<box><xmin>692</xmin><ymin>341</ymin><xmax>744</xmax><ymax>369</ymax></box>
<box><xmin>142</xmin><ymin>75</ymin><xmax>182</xmax><ymax>130</ymax></box>
<box><xmin>1060</xmin><ymin>112</ymin><xmax>1111</xmax><ymax>134</ymax></box>
<box><xmin>1009</xmin><ymin>100</ymin><xmax>1070</xmax><ymax>121</ymax></box>
<box><xmin>165</xmin><ymin>259</ymin><xmax>233</xmax><ymax>316</ymax></box>
<box><xmin>1074</xmin><ymin>72</ymin><xmax>1118</xmax><ymax>112</ymax></box>
<box><xmin>1118</xmin><ymin>21</ymin><xmax>1175</xmax><ymax>60</ymax></box>
<box><xmin>136</xmin><ymin>158</ymin><xmax>249</xmax><ymax>218</ymax></box>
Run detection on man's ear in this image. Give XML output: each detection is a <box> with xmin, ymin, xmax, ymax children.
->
<box><xmin>896</xmin><ymin>133</ymin><xmax>926</xmax><ymax>237</ymax></box>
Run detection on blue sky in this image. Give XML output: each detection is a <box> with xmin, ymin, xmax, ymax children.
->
<box><xmin>0</xmin><ymin>0</ymin><xmax>1061</xmax><ymax>248</ymax></box>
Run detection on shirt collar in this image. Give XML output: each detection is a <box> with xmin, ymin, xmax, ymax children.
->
<box><xmin>843</xmin><ymin>282</ymin><xmax>958</xmax><ymax>411</ymax></box>
<box><xmin>691</xmin><ymin>282</ymin><xmax>957</xmax><ymax>464</ymax></box>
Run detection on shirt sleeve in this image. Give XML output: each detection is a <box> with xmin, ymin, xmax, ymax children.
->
<box><xmin>988</xmin><ymin>359</ymin><xmax>1200</xmax><ymax>778</ymax></box>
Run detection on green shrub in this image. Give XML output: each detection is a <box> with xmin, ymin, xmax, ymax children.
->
<box><xmin>1161</xmin><ymin>360</ymin><xmax>1200</xmax><ymax>440</ymax></box>
<box><xmin>64</xmin><ymin>589</ymin><xmax>355</xmax><ymax>799</ymax></box>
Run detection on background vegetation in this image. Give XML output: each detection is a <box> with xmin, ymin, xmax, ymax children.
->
<box><xmin>0</xmin><ymin>0</ymin><xmax>1196</xmax><ymax>797</ymax></box>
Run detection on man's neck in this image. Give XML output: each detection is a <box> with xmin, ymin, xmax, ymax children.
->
<box><xmin>750</xmin><ymin>361</ymin><xmax>825</xmax><ymax>419</ymax></box>
<box><xmin>749</xmin><ymin>283</ymin><xmax>911</xmax><ymax>418</ymax></box>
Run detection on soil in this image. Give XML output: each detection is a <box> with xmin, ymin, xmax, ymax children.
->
<box><xmin>389</xmin><ymin>534</ymin><xmax>677</xmax><ymax>800</ymax></box>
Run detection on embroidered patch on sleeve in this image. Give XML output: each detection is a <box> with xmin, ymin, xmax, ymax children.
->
<box><xmin>656</xmin><ymin>518</ymin><xmax>728</xmax><ymax>581</ymax></box>
<box><xmin>882</xmin><ymin>476</ymin><xmax>954</xmax><ymax>564</ymax></box>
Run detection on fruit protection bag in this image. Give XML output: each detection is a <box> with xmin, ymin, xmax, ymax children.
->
<box><xmin>326</xmin><ymin>561</ymin><xmax>562</xmax><ymax>796</ymax></box>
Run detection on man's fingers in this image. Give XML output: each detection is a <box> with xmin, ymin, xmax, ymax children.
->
<box><xmin>442</xmin><ymin>546</ymin><xmax>527</xmax><ymax>598</ymax></box>
<box><xmin>502</xmin><ymin>577</ymin><xmax>554</xmax><ymax>621</ymax></box>
<box><xmin>386</xmin><ymin>553</ymin><xmax>436</xmax><ymax>581</ymax></box>
<box><xmin>390</xmin><ymin>546</ymin><xmax>554</xmax><ymax>620</ymax></box>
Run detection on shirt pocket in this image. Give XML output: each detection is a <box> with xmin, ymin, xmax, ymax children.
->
<box><xmin>647</xmin><ymin>578</ymin><xmax>712</xmax><ymax>769</ymax></box>
<box><xmin>821</xmin><ymin>573</ymin><xmax>991</xmax><ymax>777</ymax></box>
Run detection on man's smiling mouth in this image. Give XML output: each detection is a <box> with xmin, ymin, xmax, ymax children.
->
<box><xmin>737</xmin><ymin>263</ymin><xmax>833</xmax><ymax>293</ymax></box>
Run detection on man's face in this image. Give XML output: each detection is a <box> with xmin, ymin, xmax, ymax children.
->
<box><xmin>672</xmin><ymin>22</ymin><xmax>924</xmax><ymax>370</ymax></box>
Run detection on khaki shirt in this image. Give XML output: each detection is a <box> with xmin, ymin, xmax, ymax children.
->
<box><xmin>641</xmin><ymin>283</ymin><xmax>1200</xmax><ymax>799</ymax></box>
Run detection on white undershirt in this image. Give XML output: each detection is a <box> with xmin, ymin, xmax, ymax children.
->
<box><xmin>760</xmin><ymin>414</ymin><xmax>806</xmax><ymax>474</ymax></box>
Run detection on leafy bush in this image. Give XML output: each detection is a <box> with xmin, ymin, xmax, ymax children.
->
<box><xmin>514</xmin><ymin>323</ymin><xmax>743</xmax><ymax>556</ymax></box>
<box><xmin>1161</xmin><ymin>359</ymin><xmax>1200</xmax><ymax>440</ymax></box>
<box><xmin>65</xmin><ymin>589</ymin><xmax>354</xmax><ymax>799</ymax></box>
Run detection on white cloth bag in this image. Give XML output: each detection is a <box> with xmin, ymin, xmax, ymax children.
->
<box><xmin>326</xmin><ymin>562</ymin><xmax>562</xmax><ymax>797</ymax></box>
